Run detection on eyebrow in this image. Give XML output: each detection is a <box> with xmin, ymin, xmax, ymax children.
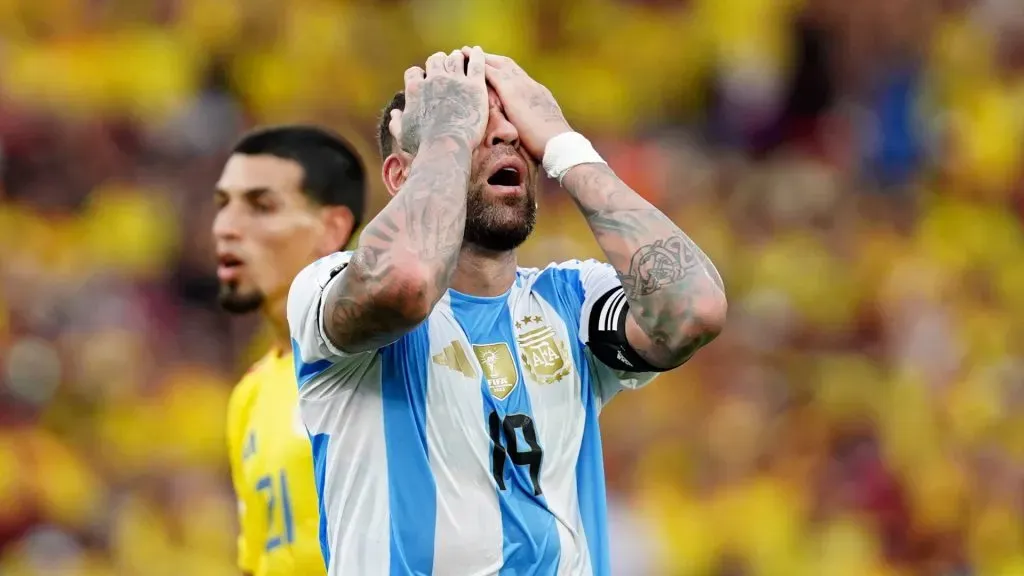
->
<box><xmin>215</xmin><ymin>187</ymin><xmax>273</xmax><ymax>198</ymax></box>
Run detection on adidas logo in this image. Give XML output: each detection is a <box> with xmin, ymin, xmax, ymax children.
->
<box><xmin>432</xmin><ymin>341</ymin><xmax>477</xmax><ymax>379</ymax></box>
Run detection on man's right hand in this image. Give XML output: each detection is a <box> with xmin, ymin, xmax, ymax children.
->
<box><xmin>399</xmin><ymin>47</ymin><xmax>489</xmax><ymax>154</ymax></box>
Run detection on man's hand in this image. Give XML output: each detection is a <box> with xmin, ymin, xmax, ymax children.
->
<box><xmin>400</xmin><ymin>47</ymin><xmax>489</xmax><ymax>154</ymax></box>
<box><xmin>464</xmin><ymin>49</ymin><xmax>573</xmax><ymax>160</ymax></box>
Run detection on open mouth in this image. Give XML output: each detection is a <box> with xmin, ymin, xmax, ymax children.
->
<box><xmin>217</xmin><ymin>254</ymin><xmax>245</xmax><ymax>281</ymax></box>
<box><xmin>219</xmin><ymin>254</ymin><xmax>243</xmax><ymax>269</ymax></box>
<box><xmin>487</xmin><ymin>166</ymin><xmax>523</xmax><ymax>188</ymax></box>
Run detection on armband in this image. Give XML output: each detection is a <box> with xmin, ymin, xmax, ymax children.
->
<box><xmin>586</xmin><ymin>287</ymin><xmax>667</xmax><ymax>373</ymax></box>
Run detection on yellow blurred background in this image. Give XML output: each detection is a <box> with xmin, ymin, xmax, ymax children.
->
<box><xmin>1</xmin><ymin>0</ymin><xmax>1023</xmax><ymax>574</ymax></box>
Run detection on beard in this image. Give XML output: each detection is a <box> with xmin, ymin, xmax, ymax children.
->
<box><xmin>217</xmin><ymin>283</ymin><xmax>264</xmax><ymax>314</ymax></box>
<box><xmin>462</xmin><ymin>180</ymin><xmax>537</xmax><ymax>252</ymax></box>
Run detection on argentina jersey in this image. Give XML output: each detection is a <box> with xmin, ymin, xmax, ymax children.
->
<box><xmin>287</xmin><ymin>251</ymin><xmax>660</xmax><ymax>576</ymax></box>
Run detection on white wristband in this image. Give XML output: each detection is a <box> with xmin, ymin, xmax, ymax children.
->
<box><xmin>542</xmin><ymin>132</ymin><xmax>607</xmax><ymax>184</ymax></box>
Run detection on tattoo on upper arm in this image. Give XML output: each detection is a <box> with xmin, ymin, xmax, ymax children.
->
<box><xmin>323</xmin><ymin>248</ymin><xmax>408</xmax><ymax>352</ymax></box>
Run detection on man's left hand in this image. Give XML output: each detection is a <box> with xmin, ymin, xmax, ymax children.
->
<box><xmin>463</xmin><ymin>49</ymin><xmax>573</xmax><ymax>161</ymax></box>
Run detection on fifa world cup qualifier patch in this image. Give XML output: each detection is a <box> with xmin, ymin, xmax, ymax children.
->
<box><xmin>474</xmin><ymin>343</ymin><xmax>519</xmax><ymax>399</ymax></box>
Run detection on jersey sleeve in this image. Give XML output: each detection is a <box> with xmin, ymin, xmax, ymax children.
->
<box><xmin>226</xmin><ymin>379</ymin><xmax>260</xmax><ymax>573</ymax></box>
<box><xmin>287</xmin><ymin>251</ymin><xmax>378</xmax><ymax>399</ymax></box>
<box><xmin>573</xmin><ymin>259</ymin><xmax>662</xmax><ymax>404</ymax></box>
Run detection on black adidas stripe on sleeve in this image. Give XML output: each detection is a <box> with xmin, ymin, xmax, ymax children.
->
<box><xmin>586</xmin><ymin>286</ymin><xmax>667</xmax><ymax>373</ymax></box>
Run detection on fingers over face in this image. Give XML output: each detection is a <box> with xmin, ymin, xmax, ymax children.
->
<box><xmin>425</xmin><ymin>52</ymin><xmax>447</xmax><ymax>75</ymax></box>
<box><xmin>404</xmin><ymin>66</ymin><xmax>425</xmax><ymax>89</ymax></box>
<box><xmin>483</xmin><ymin>53</ymin><xmax>515</xmax><ymax>68</ymax></box>
<box><xmin>388</xmin><ymin>109</ymin><xmax>403</xmax><ymax>141</ymax></box>
<box><xmin>483</xmin><ymin>62</ymin><xmax>518</xmax><ymax>90</ymax></box>
<box><xmin>445</xmin><ymin>49</ymin><xmax>465</xmax><ymax>74</ymax></box>
<box><xmin>466</xmin><ymin>46</ymin><xmax>486</xmax><ymax>79</ymax></box>
<box><xmin>457</xmin><ymin>47</ymin><xmax>521</xmax><ymax>71</ymax></box>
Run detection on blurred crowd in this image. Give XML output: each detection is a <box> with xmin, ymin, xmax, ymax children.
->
<box><xmin>2</xmin><ymin>0</ymin><xmax>1024</xmax><ymax>574</ymax></box>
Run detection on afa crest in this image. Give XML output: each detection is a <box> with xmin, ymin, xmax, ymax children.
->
<box><xmin>516</xmin><ymin>316</ymin><xmax>571</xmax><ymax>385</ymax></box>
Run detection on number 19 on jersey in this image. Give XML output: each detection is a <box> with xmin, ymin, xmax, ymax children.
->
<box><xmin>489</xmin><ymin>411</ymin><xmax>544</xmax><ymax>496</ymax></box>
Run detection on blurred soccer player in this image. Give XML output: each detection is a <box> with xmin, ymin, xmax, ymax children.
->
<box><xmin>288</xmin><ymin>47</ymin><xmax>726</xmax><ymax>575</ymax></box>
<box><xmin>213</xmin><ymin>125</ymin><xmax>365</xmax><ymax>576</ymax></box>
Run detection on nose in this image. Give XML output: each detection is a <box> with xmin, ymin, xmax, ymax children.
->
<box><xmin>212</xmin><ymin>203</ymin><xmax>241</xmax><ymax>241</ymax></box>
<box><xmin>484</xmin><ymin>108</ymin><xmax>519</xmax><ymax>148</ymax></box>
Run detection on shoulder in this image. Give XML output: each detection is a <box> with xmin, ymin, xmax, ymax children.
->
<box><xmin>518</xmin><ymin>259</ymin><xmax>612</xmax><ymax>297</ymax></box>
<box><xmin>230</xmin><ymin>367</ymin><xmax>262</xmax><ymax>409</ymax></box>
<box><xmin>308</xmin><ymin>250</ymin><xmax>355</xmax><ymax>286</ymax></box>
<box><xmin>518</xmin><ymin>259</ymin><xmax>599</xmax><ymax>283</ymax></box>
<box><xmin>287</xmin><ymin>251</ymin><xmax>357</xmax><ymax>341</ymax></box>
<box><xmin>288</xmin><ymin>251</ymin><xmax>356</xmax><ymax>304</ymax></box>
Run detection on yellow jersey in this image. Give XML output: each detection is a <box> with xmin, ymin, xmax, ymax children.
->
<box><xmin>227</xmin><ymin>350</ymin><xmax>325</xmax><ymax>576</ymax></box>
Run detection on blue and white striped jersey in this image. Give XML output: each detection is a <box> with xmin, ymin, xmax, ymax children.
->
<box><xmin>287</xmin><ymin>251</ymin><xmax>659</xmax><ymax>576</ymax></box>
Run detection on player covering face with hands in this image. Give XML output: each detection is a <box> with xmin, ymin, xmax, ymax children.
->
<box><xmin>288</xmin><ymin>47</ymin><xmax>726</xmax><ymax>576</ymax></box>
<box><xmin>380</xmin><ymin>50</ymin><xmax>540</xmax><ymax>257</ymax></box>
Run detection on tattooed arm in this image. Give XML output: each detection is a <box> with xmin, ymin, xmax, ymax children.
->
<box><xmin>322</xmin><ymin>49</ymin><xmax>490</xmax><ymax>354</ymax></box>
<box><xmin>561</xmin><ymin>165</ymin><xmax>726</xmax><ymax>368</ymax></box>
<box><xmin>323</xmin><ymin>138</ymin><xmax>471</xmax><ymax>353</ymax></box>
<box><xmin>482</xmin><ymin>52</ymin><xmax>725</xmax><ymax>369</ymax></box>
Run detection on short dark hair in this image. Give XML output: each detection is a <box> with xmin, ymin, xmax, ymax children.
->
<box><xmin>232</xmin><ymin>125</ymin><xmax>366</xmax><ymax>230</ymax></box>
<box><xmin>377</xmin><ymin>91</ymin><xmax>406</xmax><ymax>159</ymax></box>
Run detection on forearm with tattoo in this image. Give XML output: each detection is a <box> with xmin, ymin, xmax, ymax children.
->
<box><xmin>323</xmin><ymin>80</ymin><xmax>484</xmax><ymax>353</ymax></box>
<box><xmin>562</xmin><ymin>164</ymin><xmax>726</xmax><ymax>368</ymax></box>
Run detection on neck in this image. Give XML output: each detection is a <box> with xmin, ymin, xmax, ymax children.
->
<box><xmin>263</xmin><ymin>296</ymin><xmax>291</xmax><ymax>354</ymax></box>
<box><xmin>450</xmin><ymin>244</ymin><xmax>518</xmax><ymax>297</ymax></box>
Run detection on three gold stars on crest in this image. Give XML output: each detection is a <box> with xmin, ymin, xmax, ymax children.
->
<box><xmin>515</xmin><ymin>316</ymin><xmax>543</xmax><ymax>330</ymax></box>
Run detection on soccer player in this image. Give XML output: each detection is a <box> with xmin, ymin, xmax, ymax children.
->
<box><xmin>288</xmin><ymin>47</ymin><xmax>727</xmax><ymax>575</ymax></box>
<box><xmin>214</xmin><ymin>125</ymin><xmax>366</xmax><ymax>576</ymax></box>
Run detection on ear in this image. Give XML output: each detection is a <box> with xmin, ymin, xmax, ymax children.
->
<box><xmin>319</xmin><ymin>205</ymin><xmax>356</xmax><ymax>252</ymax></box>
<box><xmin>382</xmin><ymin>153</ymin><xmax>410</xmax><ymax>197</ymax></box>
